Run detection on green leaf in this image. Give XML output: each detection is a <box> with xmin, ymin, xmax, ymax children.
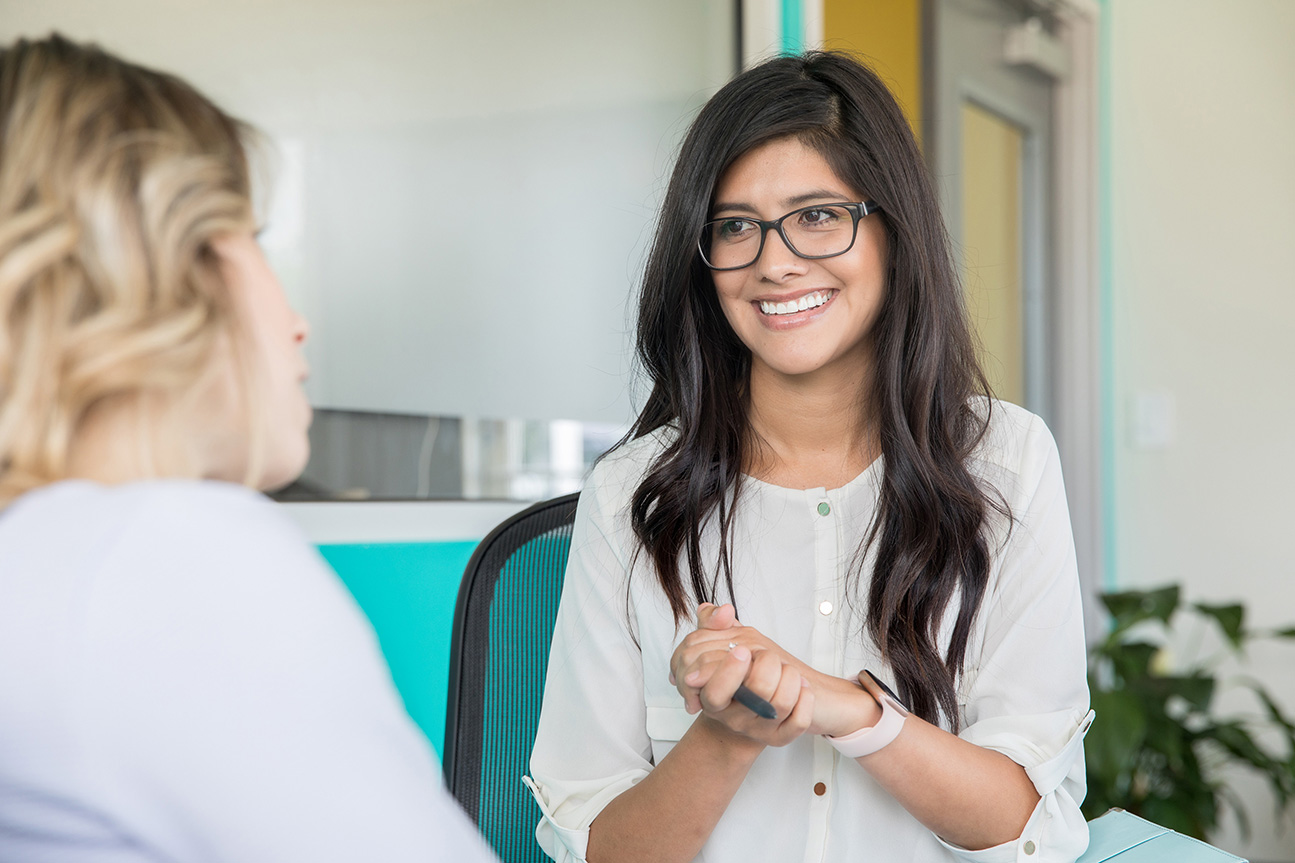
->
<box><xmin>1102</xmin><ymin>586</ymin><xmax>1180</xmax><ymax>637</ymax></box>
<box><xmin>1283</xmin><ymin>755</ymin><xmax>1295</xmax><ymax>800</ymax></box>
<box><xmin>1264</xmin><ymin>626</ymin><xmax>1295</xmax><ymax>640</ymax></box>
<box><xmin>1253</xmin><ymin>686</ymin><xmax>1295</xmax><ymax>736</ymax></box>
<box><xmin>1104</xmin><ymin>642</ymin><xmax>1160</xmax><ymax>685</ymax></box>
<box><xmin>1087</xmin><ymin>687</ymin><xmax>1147</xmax><ymax>790</ymax></box>
<box><xmin>1155</xmin><ymin>674</ymin><xmax>1215</xmax><ymax>713</ymax></box>
<box><xmin>1142</xmin><ymin>793</ymin><xmax>1213</xmax><ymax>839</ymax></box>
<box><xmin>1194</xmin><ymin>602</ymin><xmax>1245</xmax><ymax>649</ymax></box>
<box><xmin>1082</xmin><ymin>777</ymin><xmax>1123</xmax><ymax>822</ymax></box>
<box><xmin>1147</xmin><ymin>721</ymin><xmax>1196</xmax><ymax>775</ymax></box>
<box><xmin>1219</xmin><ymin>785</ymin><xmax>1252</xmax><ymax>842</ymax></box>
<box><xmin>1208</xmin><ymin>722</ymin><xmax>1277</xmax><ymax>773</ymax></box>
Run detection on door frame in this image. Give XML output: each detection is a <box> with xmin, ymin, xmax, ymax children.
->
<box><xmin>1049</xmin><ymin>0</ymin><xmax>1105</xmax><ymax>634</ymax></box>
<box><xmin>925</xmin><ymin>0</ymin><xmax>1105</xmax><ymax>632</ymax></box>
<box><xmin>951</xmin><ymin>83</ymin><xmax>1052</xmax><ymax>416</ymax></box>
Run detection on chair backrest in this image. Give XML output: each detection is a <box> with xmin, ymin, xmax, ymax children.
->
<box><xmin>444</xmin><ymin>492</ymin><xmax>580</xmax><ymax>863</ymax></box>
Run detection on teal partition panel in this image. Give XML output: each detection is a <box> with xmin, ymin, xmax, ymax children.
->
<box><xmin>320</xmin><ymin>541</ymin><xmax>479</xmax><ymax>757</ymax></box>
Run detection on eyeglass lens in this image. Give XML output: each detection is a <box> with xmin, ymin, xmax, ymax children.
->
<box><xmin>703</xmin><ymin>205</ymin><xmax>857</xmax><ymax>269</ymax></box>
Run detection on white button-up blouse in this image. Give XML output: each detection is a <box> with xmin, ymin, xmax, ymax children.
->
<box><xmin>527</xmin><ymin>401</ymin><xmax>1093</xmax><ymax>863</ymax></box>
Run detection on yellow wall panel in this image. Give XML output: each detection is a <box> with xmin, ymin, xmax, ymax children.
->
<box><xmin>960</xmin><ymin>102</ymin><xmax>1024</xmax><ymax>406</ymax></box>
<box><xmin>823</xmin><ymin>0</ymin><xmax>922</xmax><ymax>139</ymax></box>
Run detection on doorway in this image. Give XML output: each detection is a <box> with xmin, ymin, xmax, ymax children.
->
<box><xmin>928</xmin><ymin>0</ymin><xmax>1059</xmax><ymax>421</ymax></box>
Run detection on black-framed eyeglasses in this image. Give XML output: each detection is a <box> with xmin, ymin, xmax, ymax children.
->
<box><xmin>698</xmin><ymin>201</ymin><xmax>882</xmax><ymax>271</ymax></box>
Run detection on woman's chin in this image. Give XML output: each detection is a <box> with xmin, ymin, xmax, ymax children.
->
<box><xmin>750</xmin><ymin>351</ymin><xmax>838</xmax><ymax>381</ymax></box>
<box><xmin>257</xmin><ymin>439</ymin><xmax>311</xmax><ymax>493</ymax></box>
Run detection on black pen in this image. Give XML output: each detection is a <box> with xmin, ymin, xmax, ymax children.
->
<box><xmin>734</xmin><ymin>684</ymin><xmax>777</xmax><ymax>719</ymax></box>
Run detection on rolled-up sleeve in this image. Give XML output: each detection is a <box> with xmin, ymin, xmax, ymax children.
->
<box><xmin>938</xmin><ymin>411</ymin><xmax>1094</xmax><ymax>863</ymax></box>
<box><xmin>526</xmin><ymin>463</ymin><xmax>653</xmax><ymax>862</ymax></box>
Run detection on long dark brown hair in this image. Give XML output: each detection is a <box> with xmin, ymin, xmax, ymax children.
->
<box><xmin>617</xmin><ymin>51</ymin><xmax>1006</xmax><ymax>729</ymax></box>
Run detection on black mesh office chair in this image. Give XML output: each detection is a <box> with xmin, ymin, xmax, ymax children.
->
<box><xmin>444</xmin><ymin>493</ymin><xmax>580</xmax><ymax>863</ymax></box>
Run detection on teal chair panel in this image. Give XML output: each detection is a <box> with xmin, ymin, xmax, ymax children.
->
<box><xmin>476</xmin><ymin>529</ymin><xmax>571</xmax><ymax>861</ymax></box>
<box><xmin>444</xmin><ymin>494</ymin><xmax>579</xmax><ymax>863</ymax></box>
<box><xmin>321</xmin><ymin>540</ymin><xmax>479</xmax><ymax>756</ymax></box>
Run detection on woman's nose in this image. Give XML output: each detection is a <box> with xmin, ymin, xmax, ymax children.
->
<box><xmin>755</xmin><ymin>228</ymin><xmax>809</xmax><ymax>281</ymax></box>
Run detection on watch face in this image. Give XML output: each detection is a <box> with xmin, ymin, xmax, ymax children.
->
<box><xmin>862</xmin><ymin>669</ymin><xmax>911</xmax><ymax>715</ymax></box>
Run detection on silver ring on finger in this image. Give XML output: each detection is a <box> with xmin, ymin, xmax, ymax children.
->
<box><xmin>727</xmin><ymin>641</ymin><xmax>738</xmax><ymax>650</ymax></box>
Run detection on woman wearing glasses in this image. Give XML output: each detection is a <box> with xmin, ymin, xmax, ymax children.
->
<box><xmin>0</xmin><ymin>35</ymin><xmax>497</xmax><ymax>862</ymax></box>
<box><xmin>528</xmin><ymin>52</ymin><xmax>1091</xmax><ymax>863</ymax></box>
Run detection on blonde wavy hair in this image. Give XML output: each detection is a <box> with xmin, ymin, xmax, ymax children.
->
<box><xmin>0</xmin><ymin>34</ymin><xmax>260</xmax><ymax>504</ymax></box>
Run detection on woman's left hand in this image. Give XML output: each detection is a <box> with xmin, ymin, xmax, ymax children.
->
<box><xmin>670</xmin><ymin>603</ymin><xmax>879</xmax><ymax>738</ymax></box>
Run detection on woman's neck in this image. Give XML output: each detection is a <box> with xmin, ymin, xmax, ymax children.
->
<box><xmin>745</xmin><ymin>359</ymin><xmax>879</xmax><ymax>491</ymax></box>
<box><xmin>65</xmin><ymin>397</ymin><xmax>202</xmax><ymax>485</ymax></box>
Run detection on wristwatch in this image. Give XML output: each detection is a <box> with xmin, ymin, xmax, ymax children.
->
<box><xmin>824</xmin><ymin>670</ymin><xmax>910</xmax><ymax>758</ymax></box>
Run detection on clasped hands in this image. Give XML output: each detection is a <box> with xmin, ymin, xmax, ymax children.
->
<box><xmin>668</xmin><ymin>602</ymin><xmax>881</xmax><ymax>748</ymax></box>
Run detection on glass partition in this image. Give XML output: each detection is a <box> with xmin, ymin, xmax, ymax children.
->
<box><xmin>3</xmin><ymin>1</ymin><xmax>737</xmax><ymax>501</ymax></box>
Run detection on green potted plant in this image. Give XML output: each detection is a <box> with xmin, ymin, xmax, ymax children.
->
<box><xmin>1084</xmin><ymin>584</ymin><xmax>1295</xmax><ymax>839</ymax></box>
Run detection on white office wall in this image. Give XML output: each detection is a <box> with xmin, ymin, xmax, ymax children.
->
<box><xmin>0</xmin><ymin>0</ymin><xmax>735</xmax><ymax>424</ymax></box>
<box><xmin>1109</xmin><ymin>1</ymin><xmax>1295</xmax><ymax>857</ymax></box>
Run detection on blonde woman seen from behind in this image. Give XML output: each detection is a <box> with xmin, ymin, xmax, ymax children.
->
<box><xmin>0</xmin><ymin>35</ymin><xmax>497</xmax><ymax>862</ymax></box>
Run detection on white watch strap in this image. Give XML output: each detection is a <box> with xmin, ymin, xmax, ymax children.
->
<box><xmin>825</xmin><ymin>670</ymin><xmax>909</xmax><ymax>758</ymax></box>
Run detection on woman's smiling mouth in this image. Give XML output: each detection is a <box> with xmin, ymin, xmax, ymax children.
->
<box><xmin>756</xmin><ymin>289</ymin><xmax>838</xmax><ymax>317</ymax></box>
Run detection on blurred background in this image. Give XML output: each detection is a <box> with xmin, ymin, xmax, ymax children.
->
<box><xmin>3</xmin><ymin>0</ymin><xmax>1291</xmax><ymax>858</ymax></box>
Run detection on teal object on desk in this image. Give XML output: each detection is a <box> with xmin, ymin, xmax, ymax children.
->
<box><xmin>1080</xmin><ymin>810</ymin><xmax>1246</xmax><ymax>862</ymax></box>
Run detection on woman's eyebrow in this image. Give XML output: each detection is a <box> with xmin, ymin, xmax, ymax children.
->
<box><xmin>710</xmin><ymin>200</ymin><xmax>757</xmax><ymax>216</ymax></box>
<box><xmin>711</xmin><ymin>189</ymin><xmax>854</xmax><ymax>216</ymax></box>
<box><xmin>783</xmin><ymin>189</ymin><xmax>852</xmax><ymax>207</ymax></box>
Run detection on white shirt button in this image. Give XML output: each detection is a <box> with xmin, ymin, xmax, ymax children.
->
<box><xmin>1023</xmin><ymin>840</ymin><xmax>1037</xmax><ymax>855</ymax></box>
<box><xmin>819</xmin><ymin>601</ymin><xmax>833</xmax><ymax>616</ymax></box>
<box><xmin>816</xmin><ymin>501</ymin><xmax>831</xmax><ymax>516</ymax></box>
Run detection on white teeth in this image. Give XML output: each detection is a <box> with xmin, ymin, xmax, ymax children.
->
<box><xmin>759</xmin><ymin>290</ymin><xmax>833</xmax><ymax>316</ymax></box>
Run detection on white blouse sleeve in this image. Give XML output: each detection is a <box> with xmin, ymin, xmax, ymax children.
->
<box><xmin>938</xmin><ymin>410</ymin><xmax>1094</xmax><ymax>863</ymax></box>
<box><xmin>527</xmin><ymin>462</ymin><xmax>652</xmax><ymax>863</ymax></box>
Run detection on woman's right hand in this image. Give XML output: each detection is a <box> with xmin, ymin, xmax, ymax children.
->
<box><xmin>669</xmin><ymin>605</ymin><xmax>815</xmax><ymax>748</ymax></box>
